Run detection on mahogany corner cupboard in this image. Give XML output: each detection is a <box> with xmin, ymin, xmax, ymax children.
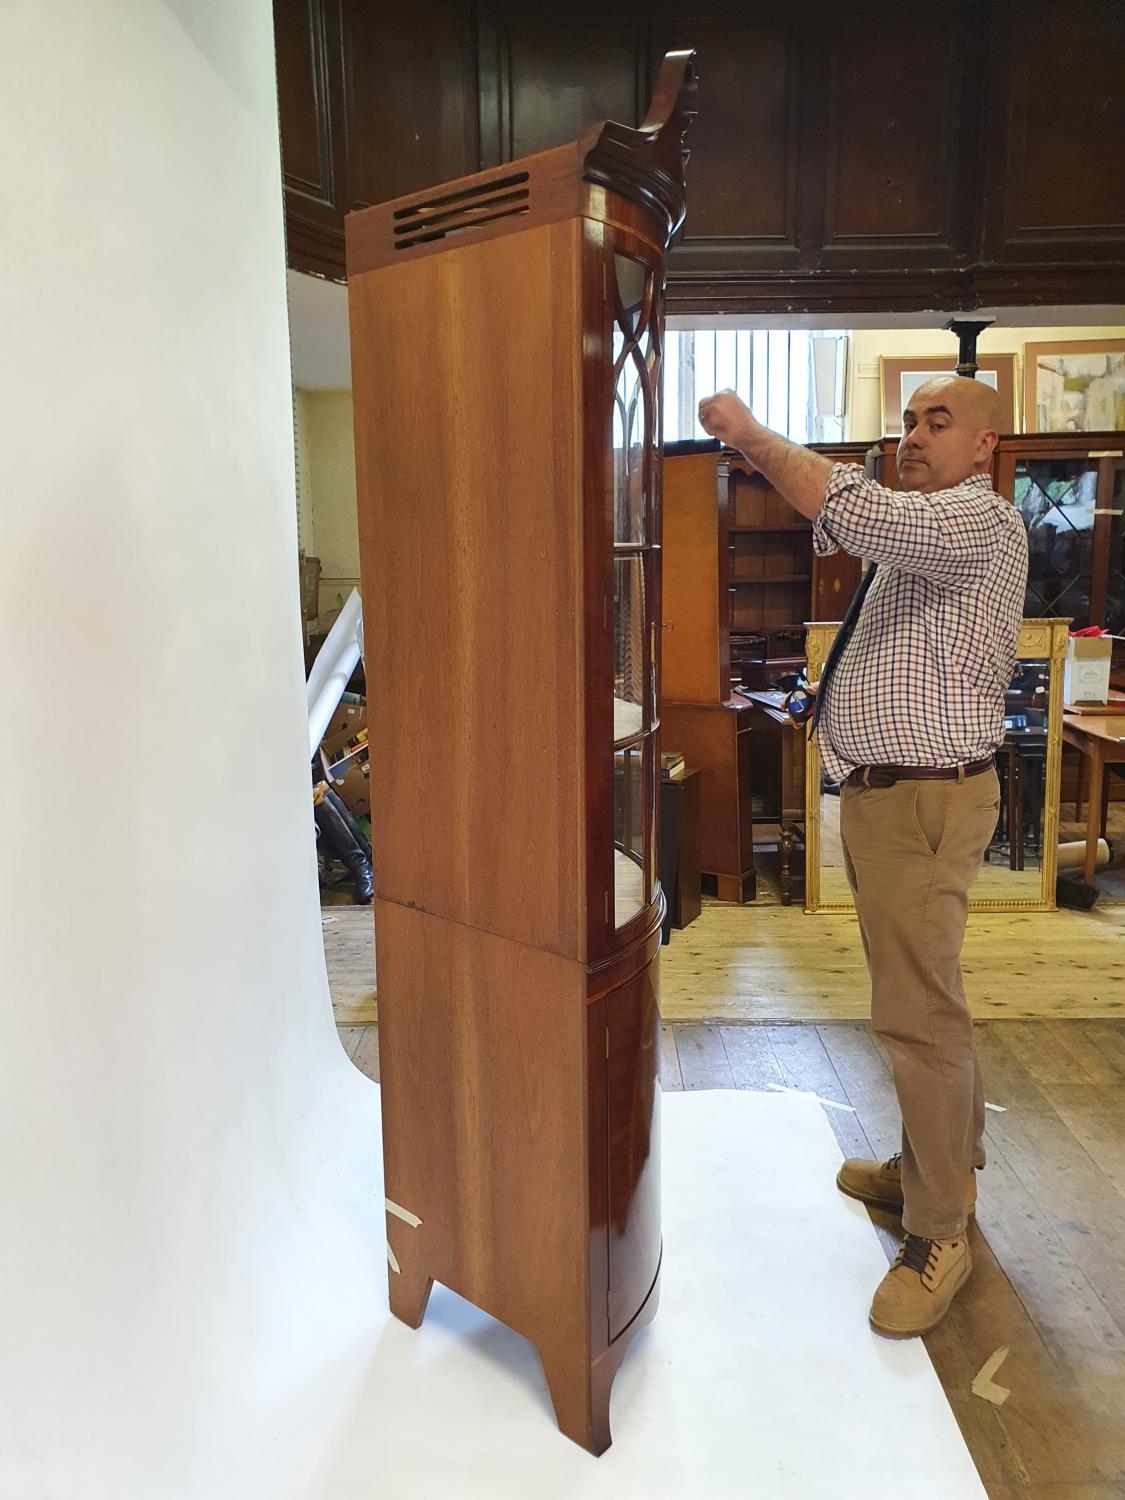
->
<box><xmin>345</xmin><ymin>52</ymin><xmax>697</xmax><ymax>1455</ymax></box>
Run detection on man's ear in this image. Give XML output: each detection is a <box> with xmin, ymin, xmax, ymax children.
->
<box><xmin>977</xmin><ymin>428</ymin><xmax>999</xmax><ymax>464</ymax></box>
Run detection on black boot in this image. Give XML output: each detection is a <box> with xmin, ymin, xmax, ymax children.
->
<box><xmin>314</xmin><ymin>785</ymin><xmax>374</xmax><ymax>903</ymax></box>
<box><xmin>343</xmin><ymin>849</ymin><xmax>374</xmax><ymax>904</ymax></box>
<box><xmin>322</xmin><ymin>786</ymin><xmax>371</xmax><ymax>863</ymax></box>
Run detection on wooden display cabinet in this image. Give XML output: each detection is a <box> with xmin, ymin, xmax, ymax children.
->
<box><xmin>875</xmin><ymin>428</ymin><xmax>1125</xmax><ymax>667</ymax></box>
<box><xmin>345</xmin><ymin>53</ymin><xmax>697</xmax><ymax>1455</ymax></box>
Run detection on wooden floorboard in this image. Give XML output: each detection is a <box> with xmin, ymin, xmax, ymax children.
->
<box><xmin>658</xmin><ymin>1022</ymin><xmax>683</xmax><ymax>1091</ymax></box>
<box><xmin>675</xmin><ymin>1024</ymin><xmax>734</xmax><ymax>1089</ymax></box>
<box><xmin>985</xmin><ymin>1485</ymin><xmax>1125</xmax><ymax>1499</ymax></box>
<box><xmin>978</xmin><ymin>1028</ymin><xmax>1125</xmax><ymax>1338</ymax></box>
<box><xmin>319</xmin><ymin>898</ymin><xmax>1125</xmax><ymax>1026</ymax></box>
<box><xmin>321</xmin><ymin>908</ymin><xmax>378</xmax><ymax>1025</ymax></box>
<box><xmin>336</xmin><ymin>1025</ymin><xmax>366</xmax><ymax>1061</ymax></box>
<box><xmin>717</xmin><ymin>1024</ymin><xmax>784</xmax><ymax>1089</ymax></box>
<box><xmin>351</xmin><ymin>1027</ymin><xmax>380</xmax><ymax>1083</ymax></box>
<box><xmin>658</xmin><ymin>899</ymin><xmax>1125</xmax><ymax>1024</ymax></box>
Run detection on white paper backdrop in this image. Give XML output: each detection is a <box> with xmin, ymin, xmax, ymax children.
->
<box><xmin>0</xmin><ymin>3</ymin><xmax>376</xmax><ymax>1494</ymax></box>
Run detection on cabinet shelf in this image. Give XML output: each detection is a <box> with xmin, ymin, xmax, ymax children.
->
<box><xmin>613</xmin><ymin>697</ymin><xmax>644</xmax><ymax>746</ymax></box>
<box><xmin>731</xmin><ymin>623</ymin><xmax>808</xmax><ymax>635</ymax></box>
<box><xmin>728</xmin><ymin>524</ymin><xmax>811</xmax><ymax>534</ymax></box>
<box><xmin>730</xmin><ymin>574</ymin><xmax>811</xmax><ymax>585</ymax></box>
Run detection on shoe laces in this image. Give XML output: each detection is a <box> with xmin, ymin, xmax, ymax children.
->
<box><xmin>898</xmin><ymin>1233</ymin><xmax>937</xmax><ymax>1284</ymax></box>
<box><xmin>883</xmin><ymin>1152</ymin><xmax>902</xmax><ymax>1173</ymax></box>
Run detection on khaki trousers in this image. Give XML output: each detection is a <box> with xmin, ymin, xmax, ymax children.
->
<box><xmin>839</xmin><ymin>768</ymin><xmax>1001</xmax><ymax>1239</ymax></box>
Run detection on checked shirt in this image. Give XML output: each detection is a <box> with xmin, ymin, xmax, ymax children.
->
<box><xmin>811</xmin><ymin>465</ymin><xmax>1029</xmax><ymax>786</ymax></box>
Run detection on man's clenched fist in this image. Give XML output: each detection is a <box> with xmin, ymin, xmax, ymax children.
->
<box><xmin>698</xmin><ymin>388</ymin><xmax>756</xmax><ymax>450</ymax></box>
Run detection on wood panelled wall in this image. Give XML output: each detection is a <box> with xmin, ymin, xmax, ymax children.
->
<box><xmin>274</xmin><ymin>0</ymin><xmax>1125</xmax><ymax>313</ymax></box>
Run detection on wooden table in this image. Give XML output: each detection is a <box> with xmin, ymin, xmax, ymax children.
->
<box><xmin>744</xmin><ymin>690</ymin><xmax>806</xmax><ymax>905</ymax></box>
<box><xmin>1062</xmin><ymin>713</ymin><xmax>1125</xmax><ymax>881</ymax></box>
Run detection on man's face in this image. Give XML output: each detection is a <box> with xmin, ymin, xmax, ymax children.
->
<box><xmin>896</xmin><ymin>379</ymin><xmax>998</xmax><ymax>493</ymax></box>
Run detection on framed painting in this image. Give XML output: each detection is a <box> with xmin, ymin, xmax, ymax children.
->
<box><xmin>1023</xmin><ymin>339</ymin><xmax>1125</xmax><ymax>433</ymax></box>
<box><xmin>879</xmin><ymin>354</ymin><xmax>1018</xmax><ymax>437</ymax></box>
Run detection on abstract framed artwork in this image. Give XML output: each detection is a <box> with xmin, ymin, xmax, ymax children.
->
<box><xmin>1023</xmin><ymin>339</ymin><xmax>1125</xmax><ymax>433</ymax></box>
<box><xmin>879</xmin><ymin>355</ymin><xmax>1018</xmax><ymax>437</ymax></box>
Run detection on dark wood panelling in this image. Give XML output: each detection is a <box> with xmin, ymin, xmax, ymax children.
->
<box><xmin>665</xmin><ymin>261</ymin><xmax>1125</xmax><ymax>318</ymax></box>
<box><xmin>668</xmin><ymin>17</ymin><xmax>800</xmax><ymax>256</ymax></box>
<box><xmin>988</xmin><ymin>0</ymin><xmax>1125</xmax><ymax>261</ymax></box>
<box><xmin>275</xmin><ymin>0</ymin><xmax>1125</xmax><ymax>307</ymax></box>
<box><xmin>478</xmin><ymin>10</ymin><xmax>649</xmax><ymax>168</ymax></box>
<box><xmin>275</xmin><ymin>0</ymin><xmax>334</xmax><ymax>206</ymax></box>
<box><xmin>820</xmin><ymin>22</ymin><xmax>962</xmax><ymax>252</ymax></box>
<box><xmin>340</xmin><ymin>1</ymin><xmax>476</xmax><ymax>210</ymax></box>
<box><xmin>275</xmin><ymin>0</ymin><xmax>478</xmax><ymax>278</ymax></box>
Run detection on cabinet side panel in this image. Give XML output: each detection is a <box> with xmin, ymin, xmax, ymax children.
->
<box><xmin>662</xmin><ymin>452</ymin><xmax>724</xmax><ymax>704</ymax></box>
<box><xmin>376</xmin><ymin>900</ymin><xmax>590</xmax><ymax>1358</ymax></box>
<box><xmin>349</xmin><ymin>220</ymin><xmax>586</xmax><ymax>959</ymax></box>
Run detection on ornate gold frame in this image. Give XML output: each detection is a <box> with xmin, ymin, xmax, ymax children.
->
<box><xmin>803</xmin><ymin>617</ymin><xmax>1069</xmax><ymax>914</ymax></box>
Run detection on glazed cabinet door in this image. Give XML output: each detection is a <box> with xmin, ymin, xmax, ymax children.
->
<box><xmin>604</xmin><ymin>230</ymin><xmax>667</xmax><ymax>956</ymax></box>
<box><xmin>999</xmin><ymin>450</ymin><xmax>1102</xmax><ymax>628</ymax></box>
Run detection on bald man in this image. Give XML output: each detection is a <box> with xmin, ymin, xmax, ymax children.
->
<box><xmin>699</xmin><ymin>377</ymin><xmax>1028</xmax><ymax>1339</ymax></box>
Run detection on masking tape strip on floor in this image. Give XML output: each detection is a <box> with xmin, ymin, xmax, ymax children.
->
<box><xmin>766</xmin><ymin>1083</ymin><xmax>856</xmax><ymax>1113</ymax></box>
<box><xmin>971</xmin><ymin>1346</ymin><xmax>1012</xmax><ymax>1406</ymax></box>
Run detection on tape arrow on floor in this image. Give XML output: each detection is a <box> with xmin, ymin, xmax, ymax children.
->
<box><xmin>971</xmin><ymin>1346</ymin><xmax>1012</xmax><ymax>1406</ymax></box>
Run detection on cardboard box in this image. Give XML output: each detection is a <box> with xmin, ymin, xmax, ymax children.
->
<box><xmin>320</xmin><ymin>701</ymin><xmax>365</xmax><ymax>755</ymax></box>
<box><xmin>1064</xmin><ymin>635</ymin><xmax>1112</xmax><ymax>705</ymax></box>
<box><xmin>317</xmin><ymin>700</ymin><xmax>370</xmax><ymax>817</ymax></box>
<box><xmin>323</xmin><ymin>748</ymin><xmax>370</xmax><ymax>818</ymax></box>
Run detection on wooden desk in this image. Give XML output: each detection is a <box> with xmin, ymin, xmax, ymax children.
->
<box><xmin>745</xmin><ymin>690</ymin><xmax>806</xmax><ymax>905</ymax></box>
<box><xmin>661</xmin><ymin>697</ymin><xmax>756</xmax><ymax>902</ymax></box>
<box><xmin>1062</xmin><ymin>713</ymin><xmax>1125</xmax><ymax>881</ymax></box>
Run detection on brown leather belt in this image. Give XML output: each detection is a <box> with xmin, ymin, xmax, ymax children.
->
<box><xmin>845</xmin><ymin>757</ymin><xmax>995</xmax><ymax>790</ymax></box>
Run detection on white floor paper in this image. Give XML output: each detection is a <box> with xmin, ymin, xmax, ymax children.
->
<box><xmin>19</xmin><ymin>1069</ymin><xmax>988</xmax><ymax>1499</ymax></box>
<box><xmin>289</xmin><ymin>1084</ymin><xmax>986</xmax><ymax>1500</ymax></box>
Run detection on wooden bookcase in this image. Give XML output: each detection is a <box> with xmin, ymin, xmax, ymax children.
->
<box><xmin>725</xmin><ymin>444</ymin><xmax>870</xmax><ymax>689</ymax></box>
<box><xmin>660</xmin><ymin>441</ymin><xmax>868</xmax><ymax>900</ymax></box>
<box><xmin>345</xmin><ymin>53</ymin><xmax>696</xmax><ymax>1455</ymax></box>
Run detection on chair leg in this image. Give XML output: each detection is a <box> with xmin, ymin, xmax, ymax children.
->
<box><xmin>1100</xmin><ymin>766</ymin><xmax>1112</xmax><ymax>840</ymax></box>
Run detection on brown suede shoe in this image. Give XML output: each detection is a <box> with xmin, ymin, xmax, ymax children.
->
<box><xmin>869</xmin><ymin>1233</ymin><xmax>972</xmax><ymax>1338</ymax></box>
<box><xmin>836</xmin><ymin>1153</ymin><xmax>977</xmax><ymax>1215</ymax></box>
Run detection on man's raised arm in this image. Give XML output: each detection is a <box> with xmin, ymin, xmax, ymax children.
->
<box><xmin>697</xmin><ymin>388</ymin><xmax>833</xmax><ymax>521</ymax></box>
